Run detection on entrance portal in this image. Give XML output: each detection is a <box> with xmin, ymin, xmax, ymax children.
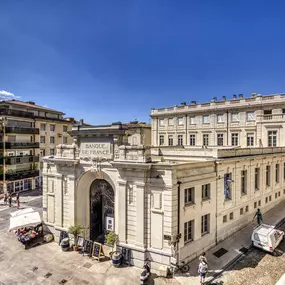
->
<box><xmin>90</xmin><ymin>179</ymin><xmax>115</xmax><ymax>242</ymax></box>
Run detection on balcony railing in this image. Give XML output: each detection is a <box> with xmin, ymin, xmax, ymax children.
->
<box><xmin>0</xmin><ymin>108</ymin><xmax>34</xmax><ymax>119</ymax></box>
<box><xmin>0</xmin><ymin>142</ymin><xmax>39</xmax><ymax>149</ymax></box>
<box><xmin>258</xmin><ymin>114</ymin><xmax>285</xmax><ymax>121</ymax></box>
<box><xmin>0</xmin><ymin>170</ymin><xmax>39</xmax><ymax>181</ymax></box>
<box><xmin>5</xmin><ymin>127</ymin><xmax>40</xmax><ymax>134</ymax></box>
<box><xmin>0</xmin><ymin>155</ymin><xmax>40</xmax><ymax>165</ymax></box>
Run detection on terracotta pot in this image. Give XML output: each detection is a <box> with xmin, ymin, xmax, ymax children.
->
<box><xmin>73</xmin><ymin>245</ymin><xmax>79</xmax><ymax>251</ymax></box>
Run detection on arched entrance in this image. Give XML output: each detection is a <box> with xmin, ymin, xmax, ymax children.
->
<box><xmin>90</xmin><ymin>179</ymin><xmax>115</xmax><ymax>242</ymax></box>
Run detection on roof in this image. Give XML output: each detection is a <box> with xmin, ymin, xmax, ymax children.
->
<box><xmin>2</xmin><ymin>100</ymin><xmax>65</xmax><ymax>114</ymax></box>
<box><xmin>255</xmin><ymin>224</ymin><xmax>275</xmax><ymax>236</ymax></box>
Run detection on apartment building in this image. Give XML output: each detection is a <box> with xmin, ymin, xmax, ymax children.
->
<box><xmin>0</xmin><ymin>100</ymin><xmax>74</xmax><ymax>194</ymax></box>
<box><xmin>151</xmin><ymin>93</ymin><xmax>285</xmax><ymax>148</ymax></box>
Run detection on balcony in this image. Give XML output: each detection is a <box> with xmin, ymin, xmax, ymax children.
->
<box><xmin>0</xmin><ymin>142</ymin><xmax>39</xmax><ymax>149</ymax></box>
<box><xmin>5</xmin><ymin>127</ymin><xmax>40</xmax><ymax>134</ymax></box>
<box><xmin>0</xmin><ymin>155</ymin><xmax>40</xmax><ymax>165</ymax></box>
<box><xmin>0</xmin><ymin>108</ymin><xmax>34</xmax><ymax>119</ymax></box>
<box><xmin>258</xmin><ymin>114</ymin><xmax>285</xmax><ymax>121</ymax></box>
<box><xmin>0</xmin><ymin>170</ymin><xmax>40</xmax><ymax>181</ymax></box>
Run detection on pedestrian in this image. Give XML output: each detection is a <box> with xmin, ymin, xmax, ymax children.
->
<box><xmin>4</xmin><ymin>193</ymin><xmax>7</xmax><ymax>205</ymax></box>
<box><xmin>198</xmin><ymin>260</ymin><xmax>208</xmax><ymax>284</ymax></box>
<box><xmin>16</xmin><ymin>193</ymin><xmax>20</xmax><ymax>209</ymax></box>
<box><xmin>199</xmin><ymin>252</ymin><xmax>208</xmax><ymax>264</ymax></box>
<box><xmin>8</xmin><ymin>194</ymin><xmax>12</xmax><ymax>207</ymax></box>
<box><xmin>253</xmin><ymin>208</ymin><xmax>263</xmax><ymax>225</ymax></box>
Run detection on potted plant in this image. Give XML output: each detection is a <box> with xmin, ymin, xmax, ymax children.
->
<box><xmin>105</xmin><ymin>232</ymin><xmax>121</xmax><ymax>266</ymax></box>
<box><xmin>68</xmin><ymin>224</ymin><xmax>83</xmax><ymax>251</ymax></box>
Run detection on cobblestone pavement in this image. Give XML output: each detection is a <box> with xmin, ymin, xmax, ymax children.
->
<box><xmin>0</xmin><ymin>196</ymin><xmax>179</xmax><ymax>285</ymax></box>
<box><xmin>212</xmin><ymin>223</ymin><xmax>285</xmax><ymax>285</ymax></box>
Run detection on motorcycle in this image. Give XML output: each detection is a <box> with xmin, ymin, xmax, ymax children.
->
<box><xmin>140</xmin><ymin>259</ymin><xmax>151</xmax><ymax>285</ymax></box>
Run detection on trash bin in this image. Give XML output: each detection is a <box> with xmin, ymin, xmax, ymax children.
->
<box><xmin>60</xmin><ymin>238</ymin><xmax>70</xmax><ymax>252</ymax></box>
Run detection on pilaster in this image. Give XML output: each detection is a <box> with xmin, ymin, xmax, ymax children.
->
<box><xmin>135</xmin><ymin>182</ymin><xmax>145</xmax><ymax>247</ymax></box>
<box><xmin>117</xmin><ymin>179</ymin><xmax>127</xmax><ymax>243</ymax></box>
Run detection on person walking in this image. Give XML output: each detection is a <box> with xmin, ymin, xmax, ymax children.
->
<box><xmin>8</xmin><ymin>194</ymin><xmax>12</xmax><ymax>207</ymax></box>
<box><xmin>4</xmin><ymin>193</ymin><xmax>7</xmax><ymax>205</ymax></box>
<box><xmin>199</xmin><ymin>252</ymin><xmax>208</xmax><ymax>264</ymax></box>
<box><xmin>198</xmin><ymin>260</ymin><xmax>208</xmax><ymax>284</ymax></box>
<box><xmin>253</xmin><ymin>208</ymin><xmax>263</xmax><ymax>225</ymax></box>
<box><xmin>16</xmin><ymin>193</ymin><xmax>20</xmax><ymax>209</ymax></box>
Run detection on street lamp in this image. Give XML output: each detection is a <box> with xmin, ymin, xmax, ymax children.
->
<box><xmin>0</xmin><ymin>117</ymin><xmax>7</xmax><ymax>194</ymax></box>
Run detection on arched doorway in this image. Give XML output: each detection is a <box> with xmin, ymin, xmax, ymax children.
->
<box><xmin>90</xmin><ymin>179</ymin><xmax>115</xmax><ymax>242</ymax></box>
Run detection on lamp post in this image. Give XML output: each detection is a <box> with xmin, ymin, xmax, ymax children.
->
<box><xmin>0</xmin><ymin>117</ymin><xmax>7</xmax><ymax>194</ymax></box>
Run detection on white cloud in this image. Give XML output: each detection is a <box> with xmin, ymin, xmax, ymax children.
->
<box><xmin>0</xmin><ymin>90</ymin><xmax>20</xmax><ymax>100</ymax></box>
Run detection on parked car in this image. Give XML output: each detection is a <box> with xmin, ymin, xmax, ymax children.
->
<box><xmin>251</xmin><ymin>224</ymin><xmax>284</xmax><ymax>253</ymax></box>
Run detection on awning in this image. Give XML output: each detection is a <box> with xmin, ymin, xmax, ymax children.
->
<box><xmin>10</xmin><ymin>208</ymin><xmax>35</xmax><ymax>217</ymax></box>
<box><xmin>9</xmin><ymin>209</ymin><xmax>42</xmax><ymax>232</ymax></box>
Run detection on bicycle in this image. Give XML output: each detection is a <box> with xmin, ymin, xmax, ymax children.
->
<box><xmin>170</xmin><ymin>260</ymin><xmax>190</xmax><ymax>275</ymax></box>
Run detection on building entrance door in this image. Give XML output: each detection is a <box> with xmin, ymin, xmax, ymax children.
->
<box><xmin>90</xmin><ymin>179</ymin><xmax>114</xmax><ymax>242</ymax></box>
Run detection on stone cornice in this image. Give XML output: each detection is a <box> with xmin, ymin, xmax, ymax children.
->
<box><xmin>111</xmin><ymin>161</ymin><xmax>152</xmax><ymax>170</ymax></box>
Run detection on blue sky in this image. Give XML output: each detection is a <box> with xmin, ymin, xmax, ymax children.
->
<box><xmin>1</xmin><ymin>1</ymin><xmax>285</xmax><ymax>125</ymax></box>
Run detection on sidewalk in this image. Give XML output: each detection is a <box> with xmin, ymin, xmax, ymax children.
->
<box><xmin>175</xmin><ymin>200</ymin><xmax>285</xmax><ymax>285</ymax></box>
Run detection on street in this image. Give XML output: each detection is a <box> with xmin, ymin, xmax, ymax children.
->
<box><xmin>0</xmin><ymin>195</ymin><xmax>179</xmax><ymax>285</ymax></box>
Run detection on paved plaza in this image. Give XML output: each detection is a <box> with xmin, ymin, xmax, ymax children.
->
<box><xmin>0</xmin><ymin>195</ymin><xmax>179</xmax><ymax>285</ymax></box>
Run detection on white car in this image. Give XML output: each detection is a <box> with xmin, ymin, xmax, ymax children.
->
<box><xmin>251</xmin><ymin>224</ymin><xmax>284</xmax><ymax>253</ymax></box>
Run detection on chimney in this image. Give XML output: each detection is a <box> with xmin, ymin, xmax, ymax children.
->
<box><xmin>211</xmin><ymin>97</ymin><xmax>217</xmax><ymax>102</ymax></box>
<box><xmin>26</xmin><ymin>101</ymin><xmax>35</xmax><ymax>105</ymax></box>
<box><xmin>252</xmin><ymin>93</ymin><xmax>257</xmax><ymax>97</ymax></box>
<box><xmin>222</xmin><ymin>96</ymin><xmax>226</xmax><ymax>101</ymax></box>
<box><xmin>190</xmin><ymin>101</ymin><xmax>196</xmax><ymax>105</ymax></box>
<box><xmin>233</xmin><ymin>94</ymin><xmax>237</xmax><ymax>99</ymax></box>
<box><xmin>239</xmin><ymin>94</ymin><xmax>243</xmax><ymax>99</ymax></box>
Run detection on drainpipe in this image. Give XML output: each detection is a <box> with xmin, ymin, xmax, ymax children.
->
<box><xmin>214</xmin><ymin>161</ymin><xmax>218</xmax><ymax>244</ymax></box>
<box><xmin>226</xmin><ymin>111</ymin><xmax>229</xmax><ymax>146</ymax></box>
<box><xmin>177</xmin><ymin>180</ymin><xmax>182</xmax><ymax>260</ymax></box>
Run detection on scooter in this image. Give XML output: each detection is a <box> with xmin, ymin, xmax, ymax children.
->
<box><xmin>140</xmin><ymin>259</ymin><xmax>151</xmax><ymax>285</ymax></box>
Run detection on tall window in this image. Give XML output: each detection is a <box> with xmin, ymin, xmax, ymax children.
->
<box><xmin>63</xmin><ymin>125</ymin><xmax>68</xmax><ymax>132</ymax></box>
<box><xmin>50</xmin><ymin>136</ymin><xmax>55</xmax><ymax>144</ymax></box>
<box><xmin>266</xmin><ymin>165</ymin><xmax>271</xmax><ymax>186</ymax></box>
<box><xmin>255</xmin><ymin>168</ymin><xmax>260</xmax><ymax>190</ymax></box>
<box><xmin>168</xmin><ymin>135</ymin><xmax>173</xmax><ymax>146</ymax></box>
<box><xmin>178</xmin><ymin>135</ymin><xmax>183</xmax><ymax>146</ymax></box>
<box><xmin>184</xmin><ymin>220</ymin><xmax>194</xmax><ymax>243</ymax></box>
<box><xmin>50</xmin><ymin>149</ymin><xmax>55</xmax><ymax>156</ymax></box>
<box><xmin>201</xmin><ymin>214</ymin><xmax>209</xmax><ymax>235</ymax></box>
<box><xmin>284</xmin><ymin>162</ymin><xmax>285</xmax><ymax>181</ymax></box>
<box><xmin>203</xmin><ymin>134</ymin><xmax>209</xmax><ymax>146</ymax></box>
<box><xmin>231</xmin><ymin>133</ymin><xmax>239</xmax><ymax>146</ymax></box>
<box><xmin>159</xmin><ymin>119</ymin><xmax>165</xmax><ymax>127</ymax></box>
<box><xmin>202</xmin><ymin>184</ymin><xmax>210</xmax><ymax>200</ymax></box>
<box><xmin>268</xmin><ymin>131</ymin><xmax>277</xmax><ymax>147</ymax></box>
<box><xmin>189</xmin><ymin>134</ymin><xmax>196</xmax><ymax>146</ymax></box>
<box><xmin>184</xmin><ymin>187</ymin><xmax>195</xmax><ymax>205</ymax></box>
<box><xmin>40</xmin><ymin>136</ymin><xmax>45</xmax><ymax>143</ymax></box>
<box><xmin>168</xmin><ymin>118</ymin><xmax>174</xmax><ymax>126</ymax></box>
<box><xmin>241</xmin><ymin>170</ymin><xmax>247</xmax><ymax>194</ymax></box>
<box><xmin>247</xmin><ymin>133</ymin><xmax>254</xmax><ymax>147</ymax></box>
<box><xmin>203</xmin><ymin>115</ymin><xmax>210</xmax><ymax>124</ymax></box>
<box><xmin>63</xmin><ymin>137</ymin><xmax>68</xmax><ymax>144</ymax></box>
<box><xmin>217</xmin><ymin>134</ymin><xmax>224</xmax><ymax>146</ymax></box>
<box><xmin>159</xmin><ymin>135</ymin><xmax>164</xmax><ymax>146</ymax></box>
<box><xmin>190</xmin><ymin>116</ymin><xmax>196</xmax><ymax>125</ymax></box>
<box><xmin>178</xmin><ymin>118</ymin><xmax>184</xmax><ymax>126</ymax></box>
<box><xmin>231</xmin><ymin>112</ymin><xmax>239</xmax><ymax>121</ymax></box>
<box><xmin>40</xmin><ymin>123</ymin><xmax>46</xmax><ymax>131</ymax></box>
<box><xmin>276</xmin><ymin>164</ymin><xmax>280</xmax><ymax>183</ymax></box>
<box><xmin>50</xmin><ymin>124</ymin><xmax>55</xmax><ymax>132</ymax></box>
<box><xmin>247</xmin><ymin>112</ymin><xmax>255</xmax><ymax>121</ymax></box>
<box><xmin>217</xmin><ymin>114</ymin><xmax>224</xmax><ymax>123</ymax></box>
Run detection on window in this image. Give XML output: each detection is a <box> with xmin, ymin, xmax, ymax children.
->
<box><xmin>284</xmin><ymin>162</ymin><xmax>285</xmax><ymax>180</ymax></box>
<box><xmin>202</xmin><ymin>184</ymin><xmax>210</xmax><ymax>200</ymax></box>
<box><xmin>40</xmin><ymin>123</ymin><xmax>46</xmax><ymax>131</ymax></box>
<box><xmin>168</xmin><ymin>118</ymin><xmax>174</xmax><ymax>126</ymax></box>
<box><xmin>40</xmin><ymin>136</ymin><xmax>45</xmax><ymax>144</ymax></box>
<box><xmin>190</xmin><ymin>116</ymin><xmax>196</xmax><ymax>125</ymax></box>
<box><xmin>223</xmin><ymin>215</ymin><xmax>227</xmax><ymax>223</ymax></box>
<box><xmin>50</xmin><ymin>149</ymin><xmax>55</xmax><ymax>156</ymax></box>
<box><xmin>268</xmin><ymin>131</ymin><xmax>277</xmax><ymax>147</ymax></box>
<box><xmin>202</xmin><ymin>115</ymin><xmax>209</xmax><ymax>124</ymax></box>
<box><xmin>50</xmin><ymin>124</ymin><xmax>55</xmax><ymax>132</ymax></box>
<box><xmin>265</xmin><ymin>197</ymin><xmax>268</xmax><ymax>204</ymax></box>
<box><xmin>217</xmin><ymin>114</ymin><xmax>224</xmax><ymax>123</ymax></box>
<box><xmin>189</xmin><ymin>134</ymin><xmax>196</xmax><ymax>146</ymax></box>
<box><xmin>184</xmin><ymin>220</ymin><xmax>194</xmax><ymax>243</ymax></box>
<box><xmin>245</xmin><ymin>206</ymin><xmax>249</xmax><ymax>213</ymax></box>
<box><xmin>247</xmin><ymin>133</ymin><xmax>254</xmax><ymax>147</ymax></box>
<box><xmin>63</xmin><ymin>125</ymin><xmax>68</xmax><ymax>132</ymax></box>
<box><xmin>276</xmin><ymin>164</ymin><xmax>280</xmax><ymax>183</ymax></box>
<box><xmin>255</xmin><ymin>168</ymin><xmax>260</xmax><ymax>190</ymax></box>
<box><xmin>275</xmin><ymin>193</ymin><xmax>278</xmax><ymax>199</ymax></box>
<box><xmin>229</xmin><ymin>212</ymin><xmax>234</xmax><ymax>220</ymax></box>
<box><xmin>178</xmin><ymin>135</ymin><xmax>183</xmax><ymax>146</ymax></box>
<box><xmin>231</xmin><ymin>133</ymin><xmax>239</xmax><ymax>146</ymax></box>
<box><xmin>241</xmin><ymin>170</ymin><xmax>247</xmax><ymax>194</ymax></box>
<box><xmin>266</xmin><ymin>165</ymin><xmax>271</xmax><ymax>186</ymax></box>
<box><xmin>264</xmin><ymin>110</ymin><xmax>272</xmax><ymax>115</ymax></box>
<box><xmin>217</xmin><ymin>134</ymin><xmax>224</xmax><ymax>146</ymax></box>
<box><xmin>240</xmin><ymin>208</ymin><xmax>244</xmax><ymax>215</ymax></box>
<box><xmin>50</xmin><ymin>136</ymin><xmax>55</xmax><ymax>144</ymax></box>
<box><xmin>63</xmin><ymin>137</ymin><xmax>68</xmax><ymax>144</ymax></box>
<box><xmin>159</xmin><ymin>119</ymin><xmax>165</xmax><ymax>127</ymax></box>
<box><xmin>168</xmin><ymin>135</ymin><xmax>173</xmax><ymax>146</ymax></box>
<box><xmin>159</xmin><ymin>135</ymin><xmax>164</xmax><ymax>146</ymax></box>
<box><xmin>178</xmin><ymin>117</ymin><xmax>184</xmax><ymax>126</ymax></box>
<box><xmin>203</xmin><ymin>134</ymin><xmax>209</xmax><ymax>146</ymax></box>
<box><xmin>279</xmin><ymin>191</ymin><xmax>281</xmax><ymax>197</ymax></box>
<box><xmin>201</xmin><ymin>214</ymin><xmax>209</xmax><ymax>235</ymax></box>
<box><xmin>258</xmin><ymin>200</ymin><xmax>261</xmax><ymax>207</ymax></box>
<box><xmin>254</xmin><ymin>202</ymin><xmax>257</xmax><ymax>209</ymax></box>
<box><xmin>42</xmin><ymin>149</ymin><xmax>46</xmax><ymax>156</ymax></box>
<box><xmin>184</xmin><ymin>187</ymin><xmax>194</xmax><ymax>205</ymax></box>
<box><xmin>231</xmin><ymin>112</ymin><xmax>239</xmax><ymax>121</ymax></box>
<box><xmin>247</xmin><ymin>112</ymin><xmax>255</xmax><ymax>121</ymax></box>
<box><xmin>269</xmin><ymin>195</ymin><xmax>272</xmax><ymax>202</ymax></box>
